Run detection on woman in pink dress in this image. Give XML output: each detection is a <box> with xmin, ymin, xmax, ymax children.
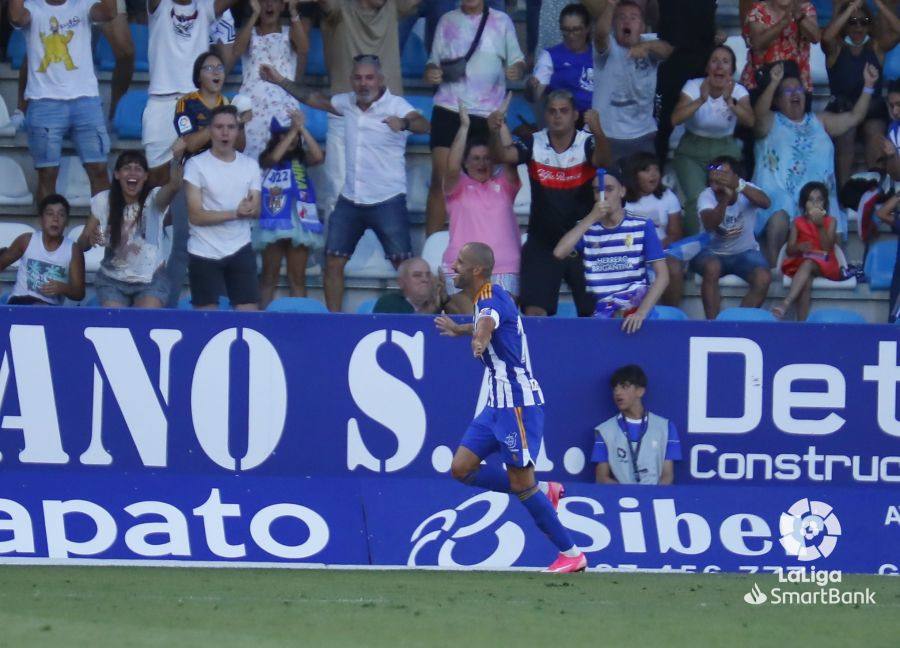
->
<box><xmin>235</xmin><ymin>0</ymin><xmax>310</xmax><ymax>162</ymax></box>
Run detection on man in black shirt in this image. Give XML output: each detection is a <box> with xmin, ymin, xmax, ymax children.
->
<box><xmin>489</xmin><ymin>90</ymin><xmax>611</xmax><ymax>316</ymax></box>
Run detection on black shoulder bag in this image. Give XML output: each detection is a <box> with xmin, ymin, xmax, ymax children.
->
<box><xmin>439</xmin><ymin>7</ymin><xmax>490</xmax><ymax>83</ymax></box>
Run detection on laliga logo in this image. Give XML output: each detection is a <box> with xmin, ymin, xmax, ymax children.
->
<box><xmin>407</xmin><ymin>492</ymin><xmax>525</xmax><ymax>567</ymax></box>
<box><xmin>779</xmin><ymin>498</ymin><xmax>842</xmax><ymax>561</ymax></box>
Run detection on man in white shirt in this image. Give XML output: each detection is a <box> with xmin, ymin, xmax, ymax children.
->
<box><xmin>9</xmin><ymin>0</ymin><xmax>117</xmax><ymax>203</ymax></box>
<box><xmin>262</xmin><ymin>55</ymin><xmax>430</xmax><ymax>311</ymax></box>
<box><xmin>144</xmin><ymin>0</ymin><xmax>238</xmax><ymax>186</ymax></box>
<box><xmin>591</xmin><ymin>0</ymin><xmax>672</xmax><ymax>163</ymax></box>
<box><xmin>184</xmin><ymin>105</ymin><xmax>261</xmax><ymax>310</ymax></box>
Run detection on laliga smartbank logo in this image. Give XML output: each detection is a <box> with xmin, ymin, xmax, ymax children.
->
<box><xmin>743</xmin><ymin>499</ymin><xmax>877</xmax><ymax>607</ymax></box>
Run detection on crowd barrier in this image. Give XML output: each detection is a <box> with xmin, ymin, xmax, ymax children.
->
<box><xmin>0</xmin><ymin>307</ymin><xmax>897</xmax><ymax>572</ymax></box>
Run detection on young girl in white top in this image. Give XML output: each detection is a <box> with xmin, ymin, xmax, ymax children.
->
<box><xmin>79</xmin><ymin>151</ymin><xmax>183</xmax><ymax>307</ymax></box>
<box><xmin>0</xmin><ymin>194</ymin><xmax>85</xmax><ymax>305</ymax></box>
<box><xmin>623</xmin><ymin>152</ymin><xmax>685</xmax><ymax>307</ymax></box>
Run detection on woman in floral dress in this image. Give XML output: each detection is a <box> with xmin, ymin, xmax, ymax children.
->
<box><xmin>235</xmin><ymin>0</ymin><xmax>310</xmax><ymax>162</ymax></box>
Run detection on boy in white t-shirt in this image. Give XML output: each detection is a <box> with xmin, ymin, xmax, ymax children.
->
<box><xmin>144</xmin><ymin>0</ymin><xmax>238</xmax><ymax>185</ymax></box>
<box><xmin>9</xmin><ymin>0</ymin><xmax>117</xmax><ymax>203</ymax></box>
<box><xmin>184</xmin><ymin>105</ymin><xmax>261</xmax><ymax>309</ymax></box>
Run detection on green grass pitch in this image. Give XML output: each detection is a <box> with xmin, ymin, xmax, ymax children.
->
<box><xmin>0</xmin><ymin>566</ymin><xmax>897</xmax><ymax>647</ymax></box>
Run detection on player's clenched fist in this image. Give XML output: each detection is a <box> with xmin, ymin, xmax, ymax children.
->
<box><xmin>471</xmin><ymin>337</ymin><xmax>486</xmax><ymax>358</ymax></box>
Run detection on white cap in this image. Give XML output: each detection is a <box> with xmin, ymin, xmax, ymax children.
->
<box><xmin>231</xmin><ymin>93</ymin><xmax>253</xmax><ymax>114</ymax></box>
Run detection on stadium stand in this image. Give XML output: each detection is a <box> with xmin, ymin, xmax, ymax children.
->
<box><xmin>651</xmin><ymin>305</ymin><xmax>690</xmax><ymax>320</ymax></box>
<box><xmin>716</xmin><ymin>307</ymin><xmax>778</xmax><ymax>322</ymax></box>
<box><xmin>864</xmin><ymin>239</ymin><xmax>898</xmax><ymax>290</ymax></box>
<box><xmin>806</xmin><ymin>307</ymin><xmax>868</xmax><ymax>324</ymax></box>
<box><xmin>266</xmin><ymin>296</ymin><xmax>329</xmax><ymax>313</ymax></box>
<box><xmin>0</xmin><ymin>156</ymin><xmax>33</xmax><ymax>205</ymax></box>
<box><xmin>113</xmin><ymin>90</ymin><xmax>149</xmax><ymax>139</ymax></box>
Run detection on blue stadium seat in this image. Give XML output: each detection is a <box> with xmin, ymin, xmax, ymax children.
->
<box><xmin>113</xmin><ymin>90</ymin><xmax>148</xmax><ymax>139</ymax></box>
<box><xmin>401</xmin><ymin>32</ymin><xmax>427</xmax><ymax>79</ymax></box>
<box><xmin>300</xmin><ymin>103</ymin><xmax>328</xmax><ymax>143</ymax></box>
<box><xmin>507</xmin><ymin>95</ymin><xmax>537</xmax><ymax>127</ymax></box>
<box><xmin>267</xmin><ymin>297</ymin><xmax>329</xmax><ymax>313</ymax></box>
<box><xmin>96</xmin><ymin>25</ymin><xmax>149</xmax><ymax>72</ymax></box>
<box><xmin>864</xmin><ymin>239</ymin><xmax>898</xmax><ymax>290</ymax></box>
<box><xmin>554</xmin><ymin>301</ymin><xmax>577</xmax><ymax>318</ymax></box>
<box><xmin>0</xmin><ymin>292</ymin><xmax>10</xmax><ymax>304</ymax></box>
<box><xmin>885</xmin><ymin>44</ymin><xmax>900</xmax><ymax>81</ymax></box>
<box><xmin>651</xmin><ymin>305</ymin><xmax>689</xmax><ymax>320</ymax></box>
<box><xmin>716</xmin><ymin>307</ymin><xmax>777</xmax><ymax>322</ymax></box>
<box><xmin>306</xmin><ymin>29</ymin><xmax>327</xmax><ymax>76</ymax></box>
<box><xmin>177</xmin><ymin>295</ymin><xmax>232</xmax><ymax>309</ymax></box>
<box><xmin>7</xmin><ymin>30</ymin><xmax>26</xmax><ymax>69</ymax></box>
<box><xmin>406</xmin><ymin>95</ymin><xmax>433</xmax><ymax>146</ymax></box>
<box><xmin>356</xmin><ymin>298</ymin><xmax>377</xmax><ymax>314</ymax></box>
<box><xmin>79</xmin><ymin>295</ymin><xmax>100</xmax><ymax>307</ymax></box>
<box><xmin>806</xmin><ymin>308</ymin><xmax>867</xmax><ymax>324</ymax></box>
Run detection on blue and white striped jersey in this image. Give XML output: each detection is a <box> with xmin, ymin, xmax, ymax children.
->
<box><xmin>577</xmin><ymin>214</ymin><xmax>664</xmax><ymax>311</ymax></box>
<box><xmin>474</xmin><ymin>283</ymin><xmax>544</xmax><ymax>409</ymax></box>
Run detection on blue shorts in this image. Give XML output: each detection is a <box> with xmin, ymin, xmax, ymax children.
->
<box><xmin>689</xmin><ymin>247</ymin><xmax>769</xmax><ymax>281</ymax></box>
<box><xmin>26</xmin><ymin>97</ymin><xmax>110</xmax><ymax>168</ymax></box>
<box><xmin>460</xmin><ymin>405</ymin><xmax>544</xmax><ymax>468</ymax></box>
<box><xmin>325</xmin><ymin>194</ymin><xmax>412</xmax><ymax>262</ymax></box>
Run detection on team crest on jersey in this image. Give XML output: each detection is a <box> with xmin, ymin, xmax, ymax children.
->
<box><xmin>616</xmin><ymin>447</ymin><xmax>627</xmax><ymax>459</ymax></box>
<box><xmin>505</xmin><ymin>433</ymin><xmax>517</xmax><ymax>449</ymax></box>
<box><xmin>266</xmin><ymin>187</ymin><xmax>287</xmax><ymax>213</ymax></box>
<box><xmin>171</xmin><ymin>7</ymin><xmax>199</xmax><ymax>39</ymax></box>
<box><xmin>625</xmin><ymin>234</ymin><xmax>634</xmax><ymax>248</ymax></box>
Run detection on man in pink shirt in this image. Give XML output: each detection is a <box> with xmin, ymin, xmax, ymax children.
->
<box><xmin>442</xmin><ymin>101</ymin><xmax>521</xmax><ymax>313</ymax></box>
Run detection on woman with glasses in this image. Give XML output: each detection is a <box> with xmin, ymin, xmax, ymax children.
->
<box><xmin>752</xmin><ymin>60</ymin><xmax>880</xmax><ymax>265</ymax></box>
<box><xmin>233</xmin><ymin>0</ymin><xmax>309</xmax><ymax>162</ymax></box>
<box><xmin>822</xmin><ymin>0</ymin><xmax>900</xmax><ymax>188</ymax></box>
<box><xmin>526</xmin><ymin>3</ymin><xmax>594</xmax><ymax>116</ymax></box>
<box><xmin>173</xmin><ymin>51</ymin><xmax>246</xmax><ymax>159</ymax></box>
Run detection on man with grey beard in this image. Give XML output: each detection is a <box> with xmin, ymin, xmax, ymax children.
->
<box><xmin>261</xmin><ymin>56</ymin><xmax>430</xmax><ymax>311</ymax></box>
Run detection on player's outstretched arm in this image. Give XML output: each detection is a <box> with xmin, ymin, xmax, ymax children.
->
<box><xmin>435</xmin><ymin>315</ymin><xmax>474</xmax><ymax>337</ymax></box>
<box><xmin>471</xmin><ymin>317</ymin><xmax>495</xmax><ymax>358</ymax></box>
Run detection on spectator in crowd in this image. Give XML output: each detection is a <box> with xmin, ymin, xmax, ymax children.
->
<box><xmin>671</xmin><ymin>45</ymin><xmax>755</xmax><ymax>236</ymax></box>
<box><xmin>875</xmin><ymin>191</ymin><xmax>900</xmax><ymax>322</ymax></box>
<box><xmin>77</xmin><ymin>152</ymin><xmax>182</xmax><ymax>308</ymax></box>
<box><xmin>9</xmin><ymin>0</ymin><xmax>116</xmax><ymax>203</ymax></box>
<box><xmin>740</xmin><ymin>0</ymin><xmax>820</xmax><ymax>101</ymax></box>
<box><xmin>319</xmin><ymin>0</ymin><xmax>417</xmax><ymax>220</ymax></box>
<box><xmin>622</xmin><ymin>152</ymin><xmax>684</xmax><ymax>306</ymax></box>
<box><xmin>424</xmin><ymin>0</ymin><xmax>525</xmax><ymax>235</ymax></box>
<box><xmin>255</xmin><ymin>110</ymin><xmax>324</xmax><ymax>308</ymax></box>
<box><xmin>488</xmin><ymin>91</ymin><xmax>611</xmax><ymax>316</ymax></box>
<box><xmin>102</xmin><ymin>1</ymin><xmax>136</xmax><ymax>120</ymax></box>
<box><xmin>753</xmin><ymin>62</ymin><xmax>879</xmax><ymax>264</ymax></box>
<box><xmin>553</xmin><ymin>166</ymin><xmax>669</xmax><ymax>332</ymax></box>
<box><xmin>592</xmin><ymin>364</ymin><xmax>681</xmax><ymax>485</ymax></box>
<box><xmin>174</xmin><ymin>51</ymin><xmax>245</xmax><ymax>158</ymax></box>
<box><xmin>571</xmin><ymin>1</ymin><xmax>659</xmax><ymax>51</ymax></box>
<box><xmin>209</xmin><ymin>7</ymin><xmax>238</xmax><ymax>71</ymax></box>
<box><xmin>373</xmin><ymin>257</ymin><xmax>447</xmax><ymax>313</ymax></box>
<box><xmin>692</xmin><ymin>156</ymin><xmax>772</xmax><ymax>319</ymax></box>
<box><xmin>526</xmin><ymin>3</ymin><xmax>594</xmax><ymax>116</ymax></box>
<box><xmin>774</xmin><ymin>182</ymin><xmax>840</xmax><ymax>320</ymax></box>
<box><xmin>184</xmin><ymin>105</ymin><xmax>262</xmax><ymax>310</ymax></box>
<box><xmin>823</xmin><ymin>0</ymin><xmax>900</xmax><ymax>188</ymax></box>
<box><xmin>654</xmin><ymin>0</ymin><xmax>719</xmax><ymax>163</ymax></box>
<box><xmin>885</xmin><ymin>79</ymin><xmax>900</xmax><ymax>178</ymax></box>
<box><xmin>399</xmin><ymin>0</ymin><xmax>503</xmax><ymax>55</ymax></box>
<box><xmin>234</xmin><ymin>0</ymin><xmax>309</xmax><ymax>162</ymax></box>
<box><xmin>591</xmin><ymin>0</ymin><xmax>673</xmax><ymax>163</ymax></box>
<box><xmin>261</xmin><ymin>56</ymin><xmax>430</xmax><ymax>311</ymax></box>
<box><xmin>144</xmin><ymin>0</ymin><xmax>237</xmax><ymax>187</ymax></box>
<box><xmin>442</xmin><ymin>101</ymin><xmax>521</xmax><ymax>314</ymax></box>
<box><xmin>0</xmin><ymin>194</ymin><xmax>85</xmax><ymax>305</ymax></box>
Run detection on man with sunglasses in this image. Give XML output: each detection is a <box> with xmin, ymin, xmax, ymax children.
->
<box><xmin>261</xmin><ymin>55</ymin><xmax>429</xmax><ymax>311</ymax></box>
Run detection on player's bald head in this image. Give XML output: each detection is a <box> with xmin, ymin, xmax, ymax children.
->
<box><xmin>461</xmin><ymin>242</ymin><xmax>495</xmax><ymax>278</ymax></box>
